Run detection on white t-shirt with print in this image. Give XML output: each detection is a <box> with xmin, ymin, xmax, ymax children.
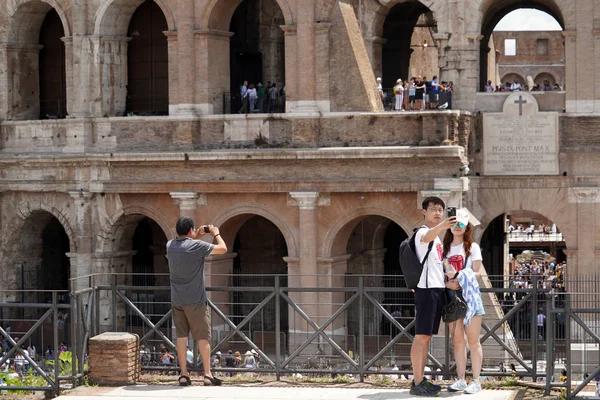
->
<box><xmin>444</xmin><ymin>242</ymin><xmax>482</xmax><ymax>272</ymax></box>
<box><xmin>415</xmin><ymin>227</ymin><xmax>445</xmax><ymax>289</ymax></box>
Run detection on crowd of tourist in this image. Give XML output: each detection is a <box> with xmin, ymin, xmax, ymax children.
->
<box><xmin>237</xmin><ymin>80</ymin><xmax>285</xmax><ymax>114</ymax></box>
<box><xmin>0</xmin><ymin>337</ymin><xmax>69</xmax><ymax>384</ymax></box>
<box><xmin>377</xmin><ymin>76</ymin><xmax>454</xmax><ymax>112</ymax></box>
<box><xmin>484</xmin><ymin>79</ymin><xmax>562</xmax><ymax>93</ymax></box>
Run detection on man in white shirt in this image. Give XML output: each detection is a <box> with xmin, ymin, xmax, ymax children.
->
<box><xmin>409</xmin><ymin>197</ymin><xmax>457</xmax><ymax>396</ymax></box>
<box><xmin>510</xmin><ymin>80</ymin><xmax>522</xmax><ymax>92</ymax></box>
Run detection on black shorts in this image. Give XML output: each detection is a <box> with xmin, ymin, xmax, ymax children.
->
<box><xmin>415</xmin><ymin>288</ymin><xmax>445</xmax><ymax>336</ymax></box>
<box><xmin>409</xmin><ymin>96</ymin><xmax>415</xmax><ymax>103</ymax></box>
<box><xmin>415</xmin><ymin>91</ymin><xmax>424</xmax><ymax>100</ymax></box>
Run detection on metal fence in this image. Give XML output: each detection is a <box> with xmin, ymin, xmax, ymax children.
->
<box><xmin>1</xmin><ymin>273</ymin><xmax>600</xmax><ymax>398</ymax></box>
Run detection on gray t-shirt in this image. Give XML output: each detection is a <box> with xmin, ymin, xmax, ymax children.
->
<box><xmin>166</xmin><ymin>237</ymin><xmax>215</xmax><ymax>306</ymax></box>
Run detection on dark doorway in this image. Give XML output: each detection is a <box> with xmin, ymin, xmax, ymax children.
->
<box><xmin>126</xmin><ymin>0</ymin><xmax>169</xmax><ymax>115</ymax></box>
<box><xmin>480</xmin><ymin>214</ymin><xmax>506</xmax><ymax>286</ymax></box>
<box><xmin>39</xmin><ymin>9</ymin><xmax>66</xmax><ymax>119</ymax></box>
<box><xmin>228</xmin><ymin>0</ymin><xmax>285</xmax><ymax>113</ymax></box>
<box><xmin>232</xmin><ymin>216</ymin><xmax>288</xmax><ymax>347</ymax></box>
<box><xmin>129</xmin><ymin>217</ymin><xmax>168</xmax><ymax>326</ymax></box>
<box><xmin>382</xmin><ymin>1</ymin><xmax>435</xmax><ymax>89</ymax></box>
<box><xmin>40</xmin><ymin>217</ymin><xmax>70</xmax><ymax>302</ymax></box>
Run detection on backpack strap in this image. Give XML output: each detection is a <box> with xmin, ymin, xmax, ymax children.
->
<box><xmin>415</xmin><ymin>226</ymin><xmax>435</xmax><ymax>288</ymax></box>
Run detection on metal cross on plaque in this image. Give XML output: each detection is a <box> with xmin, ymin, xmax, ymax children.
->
<box><xmin>514</xmin><ymin>95</ymin><xmax>528</xmax><ymax>116</ymax></box>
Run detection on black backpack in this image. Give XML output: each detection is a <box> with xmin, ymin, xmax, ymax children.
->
<box><xmin>399</xmin><ymin>227</ymin><xmax>434</xmax><ymax>289</ymax></box>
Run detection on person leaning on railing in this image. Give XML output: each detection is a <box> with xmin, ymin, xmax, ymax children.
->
<box><xmin>166</xmin><ymin>217</ymin><xmax>227</xmax><ymax>387</ymax></box>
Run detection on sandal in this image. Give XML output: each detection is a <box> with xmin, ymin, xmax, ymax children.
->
<box><xmin>203</xmin><ymin>375</ymin><xmax>222</xmax><ymax>386</ymax></box>
<box><xmin>178</xmin><ymin>375</ymin><xmax>191</xmax><ymax>386</ymax></box>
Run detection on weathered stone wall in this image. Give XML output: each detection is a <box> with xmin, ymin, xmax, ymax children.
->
<box><xmin>88</xmin><ymin>332</ymin><xmax>139</xmax><ymax>385</ymax></box>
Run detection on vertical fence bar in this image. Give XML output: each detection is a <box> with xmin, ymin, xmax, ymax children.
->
<box><xmin>70</xmin><ymin>294</ymin><xmax>78</xmax><ymax>385</ymax></box>
<box><xmin>112</xmin><ymin>274</ymin><xmax>117</xmax><ymax>331</ymax></box>
<box><xmin>531</xmin><ymin>275</ymin><xmax>538</xmax><ymax>381</ymax></box>
<box><xmin>358</xmin><ymin>276</ymin><xmax>365</xmax><ymax>382</ymax></box>
<box><xmin>545</xmin><ymin>290</ymin><xmax>554</xmax><ymax>395</ymax></box>
<box><xmin>275</xmin><ymin>275</ymin><xmax>281</xmax><ymax>381</ymax></box>
<box><xmin>565</xmin><ymin>294</ymin><xmax>572</xmax><ymax>400</ymax></box>
<box><xmin>53</xmin><ymin>292</ymin><xmax>59</xmax><ymax>393</ymax></box>
<box><xmin>94</xmin><ymin>286</ymin><xmax>100</xmax><ymax>337</ymax></box>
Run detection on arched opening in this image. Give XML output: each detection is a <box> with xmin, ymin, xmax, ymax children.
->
<box><xmin>126</xmin><ymin>217</ymin><xmax>169</xmax><ymax>330</ymax></box>
<box><xmin>500</xmin><ymin>73</ymin><xmax>526</xmax><ymax>87</ymax></box>
<box><xmin>230</xmin><ymin>215</ymin><xmax>288</xmax><ymax>352</ymax></box>
<box><xmin>10</xmin><ymin>211</ymin><xmax>72</xmax><ymax>350</ymax></box>
<box><xmin>480</xmin><ymin>3</ymin><xmax>565</xmax><ymax>91</ymax></box>
<box><xmin>228</xmin><ymin>0</ymin><xmax>286</xmax><ymax>113</ymax></box>
<box><xmin>480</xmin><ymin>210</ymin><xmax>566</xmax><ymax>349</ymax></box>
<box><xmin>381</xmin><ymin>1</ymin><xmax>438</xmax><ymax>91</ymax></box>
<box><xmin>6</xmin><ymin>1</ymin><xmax>69</xmax><ymax>120</ymax></box>
<box><xmin>534</xmin><ymin>72</ymin><xmax>557</xmax><ymax>88</ymax></box>
<box><xmin>39</xmin><ymin>9</ymin><xmax>67</xmax><ymax>119</ymax></box>
<box><xmin>18</xmin><ymin>212</ymin><xmax>71</xmax><ymax>303</ymax></box>
<box><xmin>339</xmin><ymin>215</ymin><xmax>409</xmax><ymax>364</ymax></box>
<box><xmin>126</xmin><ymin>0</ymin><xmax>169</xmax><ymax>115</ymax></box>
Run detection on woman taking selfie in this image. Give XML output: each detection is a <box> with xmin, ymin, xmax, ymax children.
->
<box><xmin>443</xmin><ymin>208</ymin><xmax>485</xmax><ymax>394</ymax></box>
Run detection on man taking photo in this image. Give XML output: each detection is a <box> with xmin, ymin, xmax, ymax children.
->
<box><xmin>167</xmin><ymin>216</ymin><xmax>227</xmax><ymax>386</ymax></box>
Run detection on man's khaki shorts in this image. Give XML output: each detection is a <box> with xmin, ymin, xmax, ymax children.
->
<box><xmin>172</xmin><ymin>303</ymin><xmax>211</xmax><ymax>340</ymax></box>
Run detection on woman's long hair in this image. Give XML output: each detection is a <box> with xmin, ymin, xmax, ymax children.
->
<box><xmin>442</xmin><ymin>223</ymin><xmax>473</xmax><ymax>260</ymax></box>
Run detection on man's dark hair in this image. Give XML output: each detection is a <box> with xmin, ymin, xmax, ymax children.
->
<box><xmin>421</xmin><ymin>196</ymin><xmax>445</xmax><ymax>210</ymax></box>
<box><xmin>176</xmin><ymin>216</ymin><xmax>195</xmax><ymax>236</ymax></box>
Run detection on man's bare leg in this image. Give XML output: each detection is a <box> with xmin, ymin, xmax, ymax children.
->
<box><xmin>410</xmin><ymin>334</ymin><xmax>431</xmax><ymax>385</ymax></box>
<box><xmin>198</xmin><ymin>339</ymin><xmax>213</xmax><ymax>378</ymax></box>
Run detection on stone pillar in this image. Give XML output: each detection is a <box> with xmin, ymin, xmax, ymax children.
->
<box><xmin>170</xmin><ymin>0</ymin><xmax>196</xmax><ymax>115</ymax></box>
<box><xmin>563</xmin><ymin>31</ymin><xmax>578</xmax><ymax>112</ymax></box>
<box><xmin>89</xmin><ymin>332</ymin><xmax>140</xmax><ymax>385</ymax></box>
<box><xmin>314</xmin><ymin>22</ymin><xmax>332</xmax><ymax>112</ymax></box>
<box><xmin>61</xmin><ymin>37</ymin><xmax>74</xmax><ymax>117</ymax></box>
<box><xmin>419</xmin><ymin>177</ymin><xmax>469</xmax><ymax>209</ymax></box>
<box><xmin>92</xmin><ymin>251</ymin><xmax>136</xmax><ymax>332</ymax></box>
<box><xmin>164</xmin><ymin>31</ymin><xmax>178</xmax><ymax>113</ymax></box>
<box><xmin>192</xmin><ymin>29</ymin><xmax>234</xmax><ymax>115</ymax></box>
<box><xmin>281</xmin><ymin>25</ymin><xmax>297</xmax><ymax>113</ymax></box>
<box><xmin>170</xmin><ymin>191</ymin><xmax>206</xmax><ymax>218</ymax></box>
<box><xmin>0</xmin><ymin>44</ymin><xmax>42</xmax><ymax>120</ymax></box>
<box><xmin>317</xmin><ymin>254</ymin><xmax>350</xmax><ymax>335</ymax></box>
<box><xmin>364</xmin><ymin>36</ymin><xmax>386</xmax><ymax>79</ymax></box>
<box><xmin>440</xmin><ymin>34</ymin><xmax>481</xmax><ymax>111</ymax></box>
<box><xmin>291</xmin><ymin>0</ymin><xmax>319</xmax><ymax>113</ymax></box>
<box><xmin>204</xmin><ymin>253</ymin><xmax>236</xmax><ymax>325</ymax></box>
<box><xmin>68</xmin><ymin>191</ymin><xmax>94</xmax><ymax>292</ymax></box>
<box><xmin>568</xmin><ymin>187</ymin><xmax>598</xmax><ymax>274</ymax></box>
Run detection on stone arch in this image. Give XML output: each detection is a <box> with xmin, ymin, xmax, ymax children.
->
<box><xmin>93</xmin><ymin>0</ymin><xmax>176</xmax><ymax>36</ymax></box>
<box><xmin>500</xmin><ymin>72</ymin><xmax>526</xmax><ymax>86</ymax></box>
<box><xmin>322</xmin><ymin>206</ymin><xmax>413</xmax><ymax>258</ymax></box>
<box><xmin>95</xmin><ymin>204</ymin><xmax>172</xmax><ymax>255</ymax></box>
<box><xmin>534</xmin><ymin>71</ymin><xmax>557</xmax><ymax>86</ymax></box>
<box><xmin>16</xmin><ymin>201</ymin><xmax>77</xmax><ymax>253</ymax></box>
<box><xmin>478</xmin><ymin>0</ymin><xmax>566</xmax><ymax>91</ymax></box>
<box><xmin>212</xmin><ymin>204</ymin><xmax>297</xmax><ymax>257</ymax></box>
<box><xmin>369</xmin><ymin>0</ymin><xmax>445</xmax><ymax>39</ymax></box>
<box><xmin>6</xmin><ymin>0</ymin><xmax>71</xmax><ymax>43</ymax></box>
<box><xmin>202</xmin><ymin>0</ymin><xmax>294</xmax><ymax>30</ymax></box>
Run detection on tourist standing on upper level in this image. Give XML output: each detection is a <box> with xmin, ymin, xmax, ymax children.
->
<box><xmin>239</xmin><ymin>81</ymin><xmax>249</xmax><ymax>114</ymax></box>
<box><xmin>394</xmin><ymin>79</ymin><xmax>404</xmax><ymax>111</ymax></box>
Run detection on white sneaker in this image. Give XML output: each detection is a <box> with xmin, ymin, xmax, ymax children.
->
<box><xmin>448</xmin><ymin>379</ymin><xmax>467</xmax><ymax>392</ymax></box>
<box><xmin>464</xmin><ymin>380</ymin><xmax>482</xmax><ymax>394</ymax></box>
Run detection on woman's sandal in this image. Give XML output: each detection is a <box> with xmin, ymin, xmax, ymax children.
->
<box><xmin>178</xmin><ymin>375</ymin><xmax>191</xmax><ymax>386</ymax></box>
<box><xmin>203</xmin><ymin>375</ymin><xmax>222</xmax><ymax>386</ymax></box>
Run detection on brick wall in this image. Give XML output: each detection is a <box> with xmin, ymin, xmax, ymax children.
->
<box><xmin>88</xmin><ymin>332</ymin><xmax>140</xmax><ymax>385</ymax></box>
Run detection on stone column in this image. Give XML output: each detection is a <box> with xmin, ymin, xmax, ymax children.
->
<box><xmin>419</xmin><ymin>177</ymin><xmax>468</xmax><ymax>209</ymax></box>
<box><xmin>61</xmin><ymin>37</ymin><xmax>74</xmax><ymax>117</ymax></box>
<box><xmin>281</xmin><ymin>25</ymin><xmax>297</xmax><ymax>113</ymax></box>
<box><xmin>291</xmin><ymin>0</ymin><xmax>319</xmax><ymax>113</ymax></box>
<box><xmin>314</xmin><ymin>22</ymin><xmax>332</xmax><ymax>112</ymax></box>
<box><xmin>317</xmin><ymin>254</ymin><xmax>350</xmax><ymax>336</ymax></box>
<box><xmin>164</xmin><ymin>31</ymin><xmax>178</xmax><ymax>114</ymax></box>
<box><xmin>86</xmin><ymin>36</ymin><xmax>130</xmax><ymax>117</ymax></box>
<box><xmin>563</xmin><ymin>31</ymin><xmax>578</xmax><ymax>112</ymax></box>
<box><xmin>193</xmin><ymin>29</ymin><xmax>234</xmax><ymax>115</ymax></box>
<box><xmin>170</xmin><ymin>0</ymin><xmax>196</xmax><ymax>115</ymax></box>
<box><xmin>364</xmin><ymin>36</ymin><xmax>386</xmax><ymax>79</ymax></box>
<box><xmin>170</xmin><ymin>191</ymin><xmax>206</xmax><ymax>218</ymax></box>
<box><xmin>0</xmin><ymin>44</ymin><xmax>42</xmax><ymax>120</ymax></box>
<box><xmin>92</xmin><ymin>251</ymin><xmax>136</xmax><ymax>332</ymax></box>
<box><xmin>68</xmin><ymin>191</ymin><xmax>95</xmax><ymax>292</ymax></box>
<box><xmin>440</xmin><ymin>34</ymin><xmax>481</xmax><ymax>111</ymax></box>
<box><xmin>568</xmin><ymin>187</ymin><xmax>598</xmax><ymax>274</ymax></box>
